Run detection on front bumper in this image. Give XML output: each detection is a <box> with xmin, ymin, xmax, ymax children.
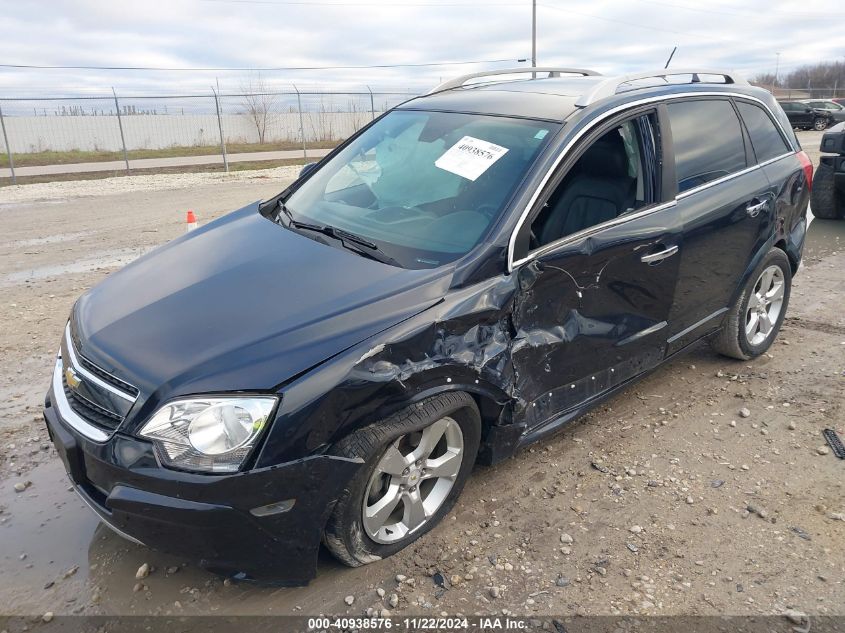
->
<box><xmin>43</xmin><ymin>380</ymin><xmax>362</xmax><ymax>585</ymax></box>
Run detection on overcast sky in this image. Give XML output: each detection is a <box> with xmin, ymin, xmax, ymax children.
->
<box><xmin>1</xmin><ymin>0</ymin><xmax>843</xmax><ymax>97</ymax></box>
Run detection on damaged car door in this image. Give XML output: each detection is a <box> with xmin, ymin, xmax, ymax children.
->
<box><xmin>508</xmin><ymin>110</ymin><xmax>683</xmax><ymax>434</ymax></box>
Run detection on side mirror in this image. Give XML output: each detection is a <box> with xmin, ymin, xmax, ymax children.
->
<box><xmin>805</xmin><ymin>108</ymin><xmax>812</xmax><ymax>113</ymax></box>
<box><xmin>299</xmin><ymin>162</ymin><xmax>318</xmax><ymax>179</ymax></box>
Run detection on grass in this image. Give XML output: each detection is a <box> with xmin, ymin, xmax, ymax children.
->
<box><xmin>0</xmin><ymin>140</ymin><xmax>338</xmax><ymax>168</ymax></box>
<box><xmin>0</xmin><ymin>159</ymin><xmax>307</xmax><ymax>187</ymax></box>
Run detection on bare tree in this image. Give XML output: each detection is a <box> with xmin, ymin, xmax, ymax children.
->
<box><xmin>752</xmin><ymin>60</ymin><xmax>845</xmax><ymax>98</ymax></box>
<box><xmin>751</xmin><ymin>72</ymin><xmax>776</xmax><ymax>87</ymax></box>
<box><xmin>240</xmin><ymin>74</ymin><xmax>277</xmax><ymax>144</ymax></box>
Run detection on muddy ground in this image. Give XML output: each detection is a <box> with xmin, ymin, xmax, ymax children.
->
<box><xmin>0</xmin><ymin>131</ymin><xmax>843</xmax><ymax>621</ymax></box>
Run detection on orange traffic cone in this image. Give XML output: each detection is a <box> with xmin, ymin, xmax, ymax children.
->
<box><xmin>186</xmin><ymin>210</ymin><xmax>198</xmax><ymax>232</ymax></box>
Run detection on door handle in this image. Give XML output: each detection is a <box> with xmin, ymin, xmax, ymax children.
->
<box><xmin>640</xmin><ymin>244</ymin><xmax>679</xmax><ymax>264</ymax></box>
<box><xmin>746</xmin><ymin>199</ymin><xmax>768</xmax><ymax>217</ymax></box>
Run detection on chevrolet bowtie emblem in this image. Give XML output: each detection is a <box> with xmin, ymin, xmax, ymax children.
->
<box><xmin>65</xmin><ymin>366</ymin><xmax>82</xmax><ymax>389</ymax></box>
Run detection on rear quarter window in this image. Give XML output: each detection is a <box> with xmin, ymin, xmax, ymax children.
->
<box><xmin>736</xmin><ymin>101</ymin><xmax>791</xmax><ymax>163</ymax></box>
<box><xmin>667</xmin><ymin>99</ymin><xmax>747</xmax><ymax>193</ymax></box>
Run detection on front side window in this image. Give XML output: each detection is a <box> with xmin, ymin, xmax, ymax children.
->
<box><xmin>528</xmin><ymin>115</ymin><xmax>657</xmax><ymax>249</ymax></box>
<box><xmin>667</xmin><ymin>99</ymin><xmax>747</xmax><ymax>193</ymax></box>
<box><xmin>284</xmin><ymin>110</ymin><xmax>556</xmax><ymax>269</ymax></box>
<box><xmin>736</xmin><ymin>101</ymin><xmax>791</xmax><ymax>163</ymax></box>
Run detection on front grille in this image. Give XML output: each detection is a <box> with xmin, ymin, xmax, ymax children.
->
<box><xmin>62</xmin><ymin>371</ymin><xmax>123</xmax><ymax>431</ymax></box>
<box><xmin>59</xmin><ymin>322</ymin><xmax>140</xmax><ymax>438</ymax></box>
<box><xmin>76</xmin><ymin>353</ymin><xmax>139</xmax><ymax>397</ymax></box>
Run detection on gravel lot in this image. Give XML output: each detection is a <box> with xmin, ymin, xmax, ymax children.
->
<box><xmin>0</xmin><ymin>131</ymin><xmax>843</xmax><ymax>623</ymax></box>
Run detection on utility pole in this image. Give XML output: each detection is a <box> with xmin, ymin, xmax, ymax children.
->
<box><xmin>531</xmin><ymin>0</ymin><xmax>537</xmax><ymax>78</ymax></box>
<box><xmin>773</xmin><ymin>52</ymin><xmax>781</xmax><ymax>93</ymax></box>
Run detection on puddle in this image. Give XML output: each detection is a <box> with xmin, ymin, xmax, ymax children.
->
<box><xmin>0</xmin><ymin>249</ymin><xmax>143</xmax><ymax>287</ymax></box>
<box><xmin>8</xmin><ymin>231</ymin><xmax>93</xmax><ymax>249</ymax></box>
<box><xmin>0</xmin><ymin>460</ymin><xmax>97</xmax><ymax>614</ymax></box>
<box><xmin>0</xmin><ymin>459</ymin><xmax>390</xmax><ymax>616</ymax></box>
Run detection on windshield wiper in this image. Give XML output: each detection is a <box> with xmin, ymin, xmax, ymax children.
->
<box><xmin>276</xmin><ymin>200</ymin><xmax>324</xmax><ymax>232</ymax></box>
<box><xmin>325</xmin><ymin>228</ymin><xmax>402</xmax><ymax>267</ymax></box>
<box><xmin>276</xmin><ymin>200</ymin><xmax>401</xmax><ymax>267</ymax></box>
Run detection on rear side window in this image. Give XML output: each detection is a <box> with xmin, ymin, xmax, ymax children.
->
<box><xmin>667</xmin><ymin>100</ymin><xmax>747</xmax><ymax>192</ymax></box>
<box><xmin>736</xmin><ymin>101</ymin><xmax>791</xmax><ymax>163</ymax></box>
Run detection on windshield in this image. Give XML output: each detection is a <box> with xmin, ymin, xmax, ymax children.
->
<box><xmin>284</xmin><ymin>109</ymin><xmax>557</xmax><ymax>269</ymax></box>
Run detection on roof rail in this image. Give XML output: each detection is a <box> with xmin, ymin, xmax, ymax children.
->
<box><xmin>574</xmin><ymin>68</ymin><xmax>750</xmax><ymax>107</ymax></box>
<box><xmin>427</xmin><ymin>67</ymin><xmax>601</xmax><ymax>95</ymax></box>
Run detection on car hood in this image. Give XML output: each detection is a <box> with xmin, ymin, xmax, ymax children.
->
<box><xmin>73</xmin><ymin>203</ymin><xmax>452</xmax><ymax>404</ymax></box>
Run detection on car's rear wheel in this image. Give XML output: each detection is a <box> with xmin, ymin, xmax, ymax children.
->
<box><xmin>710</xmin><ymin>248</ymin><xmax>791</xmax><ymax>360</ymax></box>
<box><xmin>813</xmin><ymin>117</ymin><xmax>829</xmax><ymax>131</ymax></box>
<box><xmin>323</xmin><ymin>392</ymin><xmax>481</xmax><ymax>567</ymax></box>
<box><xmin>811</xmin><ymin>162</ymin><xmax>842</xmax><ymax>219</ymax></box>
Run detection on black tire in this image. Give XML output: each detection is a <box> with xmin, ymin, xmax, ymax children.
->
<box><xmin>710</xmin><ymin>248</ymin><xmax>792</xmax><ymax>361</ymax></box>
<box><xmin>323</xmin><ymin>391</ymin><xmax>481</xmax><ymax>567</ymax></box>
<box><xmin>811</xmin><ymin>162</ymin><xmax>841</xmax><ymax>220</ymax></box>
<box><xmin>813</xmin><ymin>117</ymin><xmax>829</xmax><ymax>131</ymax></box>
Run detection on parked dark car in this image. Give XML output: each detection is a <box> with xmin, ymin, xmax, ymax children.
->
<box><xmin>778</xmin><ymin>100</ymin><xmax>833</xmax><ymax>130</ymax></box>
<box><xmin>811</xmin><ymin>121</ymin><xmax>845</xmax><ymax>219</ymax></box>
<box><xmin>44</xmin><ymin>67</ymin><xmax>812</xmax><ymax>585</ymax></box>
<box><xmin>832</xmin><ymin>98</ymin><xmax>845</xmax><ymax>106</ymax></box>
<box><xmin>801</xmin><ymin>99</ymin><xmax>845</xmax><ymax>124</ymax></box>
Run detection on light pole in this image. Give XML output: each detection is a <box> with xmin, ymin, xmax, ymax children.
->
<box><xmin>773</xmin><ymin>52</ymin><xmax>781</xmax><ymax>92</ymax></box>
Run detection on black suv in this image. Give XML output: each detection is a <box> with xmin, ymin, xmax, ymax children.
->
<box><xmin>811</xmin><ymin>122</ymin><xmax>845</xmax><ymax>219</ymax></box>
<box><xmin>44</xmin><ymin>68</ymin><xmax>812</xmax><ymax>585</ymax></box>
<box><xmin>778</xmin><ymin>99</ymin><xmax>833</xmax><ymax>130</ymax></box>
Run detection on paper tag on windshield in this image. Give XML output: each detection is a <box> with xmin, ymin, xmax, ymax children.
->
<box><xmin>435</xmin><ymin>136</ymin><xmax>509</xmax><ymax>181</ymax></box>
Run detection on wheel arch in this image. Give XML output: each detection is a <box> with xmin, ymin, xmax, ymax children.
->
<box><xmin>774</xmin><ymin>237</ymin><xmax>799</xmax><ymax>274</ymax></box>
<box><xmin>332</xmin><ymin>371</ymin><xmax>510</xmax><ymax>458</ymax></box>
<box><xmin>729</xmin><ymin>236</ymin><xmax>776</xmax><ymax>309</ymax></box>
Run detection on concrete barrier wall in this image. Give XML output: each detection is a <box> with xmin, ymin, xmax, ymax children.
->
<box><xmin>3</xmin><ymin>111</ymin><xmax>380</xmax><ymax>153</ymax></box>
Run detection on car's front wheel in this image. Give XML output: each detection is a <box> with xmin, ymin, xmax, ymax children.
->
<box><xmin>323</xmin><ymin>392</ymin><xmax>481</xmax><ymax>566</ymax></box>
<box><xmin>710</xmin><ymin>248</ymin><xmax>792</xmax><ymax>360</ymax></box>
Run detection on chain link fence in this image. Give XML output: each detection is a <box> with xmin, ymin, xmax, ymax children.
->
<box><xmin>0</xmin><ymin>90</ymin><xmax>416</xmax><ymax>183</ymax></box>
<box><xmin>768</xmin><ymin>87</ymin><xmax>845</xmax><ymax>100</ymax></box>
<box><xmin>3</xmin><ymin>85</ymin><xmax>844</xmax><ymax>184</ymax></box>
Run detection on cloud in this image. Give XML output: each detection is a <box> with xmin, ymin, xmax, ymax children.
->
<box><xmin>0</xmin><ymin>0</ymin><xmax>840</xmax><ymax>97</ymax></box>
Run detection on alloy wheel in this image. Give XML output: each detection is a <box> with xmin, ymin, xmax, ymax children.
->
<box><xmin>362</xmin><ymin>417</ymin><xmax>464</xmax><ymax>544</ymax></box>
<box><xmin>745</xmin><ymin>265</ymin><xmax>785</xmax><ymax>346</ymax></box>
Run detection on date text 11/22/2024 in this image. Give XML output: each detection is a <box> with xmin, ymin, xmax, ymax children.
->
<box><xmin>307</xmin><ymin>616</ymin><xmax>528</xmax><ymax>630</ymax></box>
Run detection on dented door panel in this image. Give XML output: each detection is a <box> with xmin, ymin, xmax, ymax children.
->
<box><xmin>760</xmin><ymin>155</ymin><xmax>809</xmax><ymax>264</ymax></box>
<box><xmin>510</xmin><ymin>205</ymin><xmax>684</xmax><ymax>431</ymax></box>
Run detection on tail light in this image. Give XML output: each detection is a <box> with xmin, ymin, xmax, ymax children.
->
<box><xmin>797</xmin><ymin>150</ymin><xmax>813</xmax><ymax>191</ymax></box>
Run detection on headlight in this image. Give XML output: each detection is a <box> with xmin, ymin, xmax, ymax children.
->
<box><xmin>139</xmin><ymin>397</ymin><xmax>277</xmax><ymax>473</ymax></box>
